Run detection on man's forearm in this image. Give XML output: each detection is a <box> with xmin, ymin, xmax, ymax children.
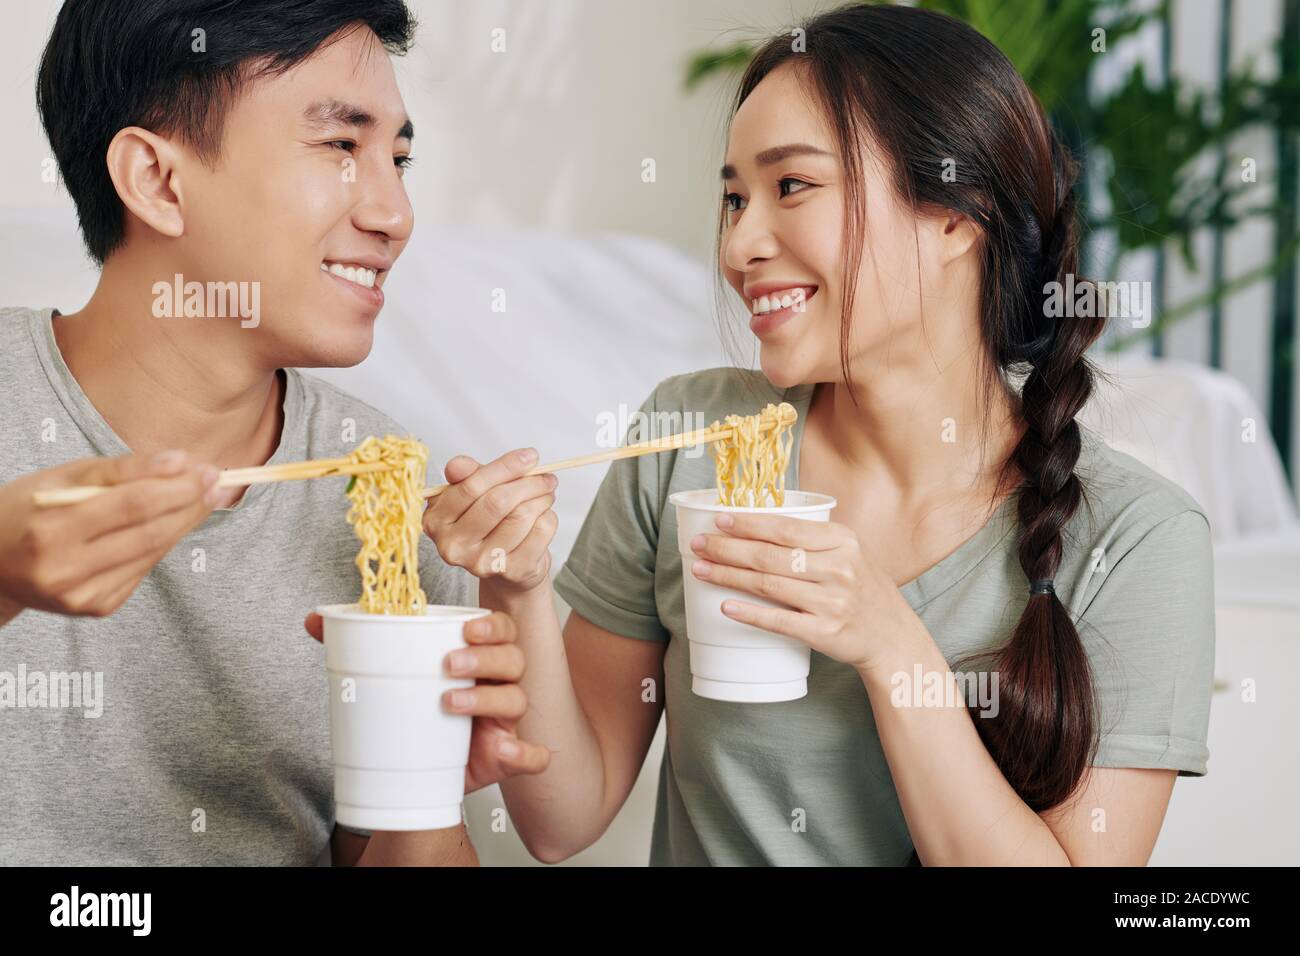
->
<box><xmin>354</xmin><ymin>825</ymin><xmax>479</xmax><ymax>866</ymax></box>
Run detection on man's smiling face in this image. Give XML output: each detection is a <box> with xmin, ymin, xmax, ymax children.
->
<box><xmin>173</xmin><ymin>25</ymin><xmax>415</xmax><ymax>368</ymax></box>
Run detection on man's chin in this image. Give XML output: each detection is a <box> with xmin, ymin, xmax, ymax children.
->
<box><xmin>291</xmin><ymin>325</ymin><xmax>377</xmax><ymax>370</ymax></box>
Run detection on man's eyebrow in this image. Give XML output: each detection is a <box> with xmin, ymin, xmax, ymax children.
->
<box><xmin>721</xmin><ymin>142</ymin><xmax>833</xmax><ymax>179</ymax></box>
<box><xmin>302</xmin><ymin>99</ymin><xmax>414</xmax><ymax>141</ymax></box>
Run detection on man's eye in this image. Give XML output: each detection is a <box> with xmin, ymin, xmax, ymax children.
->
<box><xmin>779</xmin><ymin>177</ymin><xmax>813</xmax><ymax>198</ymax></box>
<box><xmin>328</xmin><ymin>140</ymin><xmax>358</xmax><ymax>153</ymax></box>
<box><xmin>723</xmin><ymin>192</ymin><xmax>747</xmax><ymax>212</ymax></box>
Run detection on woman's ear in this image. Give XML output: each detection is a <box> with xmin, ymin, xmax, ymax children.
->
<box><xmin>104</xmin><ymin>126</ymin><xmax>187</xmax><ymax>242</ymax></box>
<box><xmin>938</xmin><ymin>212</ymin><xmax>980</xmax><ymax>264</ymax></box>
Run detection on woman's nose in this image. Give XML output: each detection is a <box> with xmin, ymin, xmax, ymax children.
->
<box><xmin>722</xmin><ymin>206</ymin><xmax>780</xmax><ymax>273</ymax></box>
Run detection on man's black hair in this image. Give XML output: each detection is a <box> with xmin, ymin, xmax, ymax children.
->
<box><xmin>36</xmin><ymin>0</ymin><xmax>417</xmax><ymax>265</ymax></box>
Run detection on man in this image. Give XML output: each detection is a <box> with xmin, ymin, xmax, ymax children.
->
<box><xmin>0</xmin><ymin>0</ymin><xmax>552</xmax><ymax>865</ymax></box>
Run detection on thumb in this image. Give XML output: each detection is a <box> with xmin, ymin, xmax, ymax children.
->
<box><xmin>443</xmin><ymin>455</ymin><xmax>480</xmax><ymax>484</ymax></box>
<box><xmin>303</xmin><ymin>612</ymin><xmax>324</xmax><ymax>643</ymax></box>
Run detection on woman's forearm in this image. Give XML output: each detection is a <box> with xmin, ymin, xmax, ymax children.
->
<box><xmin>859</xmin><ymin>621</ymin><xmax>1072</xmax><ymax>866</ymax></box>
<box><xmin>481</xmin><ymin>579</ymin><xmax>613</xmax><ymax>861</ymax></box>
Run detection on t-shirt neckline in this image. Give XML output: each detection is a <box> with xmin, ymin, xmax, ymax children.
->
<box><xmin>779</xmin><ymin>379</ymin><xmax>1019</xmax><ymax>611</ymax></box>
<box><xmin>29</xmin><ymin>306</ymin><xmax>306</xmax><ymax>516</ymax></box>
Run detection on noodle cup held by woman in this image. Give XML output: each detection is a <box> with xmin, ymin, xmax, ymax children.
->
<box><xmin>675</xmin><ymin>401</ymin><xmax>835</xmax><ymax>702</ymax></box>
<box><xmin>672</xmin><ymin>488</ymin><xmax>836</xmax><ymax>702</ymax></box>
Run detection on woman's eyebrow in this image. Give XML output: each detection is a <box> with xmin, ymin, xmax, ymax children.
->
<box><xmin>302</xmin><ymin>99</ymin><xmax>415</xmax><ymax>141</ymax></box>
<box><xmin>721</xmin><ymin>142</ymin><xmax>833</xmax><ymax>179</ymax></box>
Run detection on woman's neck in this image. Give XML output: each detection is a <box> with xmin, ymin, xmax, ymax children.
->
<box><xmin>807</xmin><ymin>348</ymin><xmax>1022</xmax><ymax>512</ymax></box>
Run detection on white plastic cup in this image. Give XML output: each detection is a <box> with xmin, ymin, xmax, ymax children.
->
<box><xmin>670</xmin><ymin>489</ymin><xmax>837</xmax><ymax>703</ymax></box>
<box><xmin>318</xmin><ymin>603</ymin><xmax>490</xmax><ymax>831</ymax></box>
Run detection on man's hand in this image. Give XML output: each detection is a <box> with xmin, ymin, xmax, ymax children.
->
<box><xmin>0</xmin><ymin>451</ymin><xmax>233</xmax><ymax>625</ymax></box>
<box><xmin>304</xmin><ymin>608</ymin><xmax>552</xmax><ymax>792</ymax></box>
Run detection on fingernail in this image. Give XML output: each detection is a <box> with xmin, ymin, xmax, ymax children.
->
<box><xmin>693</xmin><ymin>560</ymin><xmax>710</xmax><ymax>578</ymax></box>
<box><xmin>691</xmin><ymin>534</ymin><xmax>706</xmax><ymax>552</ymax></box>
<box><xmin>151</xmin><ymin>449</ymin><xmax>185</xmax><ymax>471</ymax></box>
<box><xmin>497</xmin><ymin>739</ymin><xmax>520</xmax><ymax>759</ymax></box>
<box><xmin>447</xmin><ymin>649</ymin><xmax>473</xmax><ymax>674</ymax></box>
<box><xmin>449</xmin><ymin>689</ymin><xmax>475</xmax><ymax>709</ymax></box>
<box><xmin>518</xmin><ymin>448</ymin><xmax>538</xmax><ymax>465</ymax></box>
<box><xmin>722</xmin><ymin>601</ymin><xmax>738</xmax><ymax>615</ymax></box>
<box><xmin>715</xmin><ymin>513</ymin><xmax>734</xmax><ymax>529</ymax></box>
<box><xmin>546</xmin><ymin>473</ymin><xmax>558</xmax><ymax>488</ymax></box>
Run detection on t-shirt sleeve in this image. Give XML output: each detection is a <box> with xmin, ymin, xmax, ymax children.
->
<box><xmin>553</xmin><ymin>384</ymin><xmax>670</xmax><ymax>642</ymax></box>
<box><xmin>1077</xmin><ymin>509</ymin><xmax>1216</xmax><ymax>776</ymax></box>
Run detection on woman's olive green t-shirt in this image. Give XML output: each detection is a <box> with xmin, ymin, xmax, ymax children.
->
<box><xmin>552</xmin><ymin>367</ymin><xmax>1215</xmax><ymax>866</ymax></box>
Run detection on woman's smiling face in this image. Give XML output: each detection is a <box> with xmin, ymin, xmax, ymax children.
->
<box><xmin>720</xmin><ymin>63</ymin><xmax>952</xmax><ymax>390</ymax></box>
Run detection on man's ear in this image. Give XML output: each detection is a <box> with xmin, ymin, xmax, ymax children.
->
<box><xmin>104</xmin><ymin>126</ymin><xmax>187</xmax><ymax>242</ymax></box>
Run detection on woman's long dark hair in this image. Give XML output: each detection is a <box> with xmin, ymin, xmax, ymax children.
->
<box><xmin>724</xmin><ymin>3</ymin><xmax>1107</xmax><ymax>861</ymax></box>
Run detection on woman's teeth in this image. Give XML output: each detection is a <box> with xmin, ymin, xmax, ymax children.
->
<box><xmin>321</xmin><ymin>262</ymin><xmax>378</xmax><ymax>289</ymax></box>
<box><xmin>750</xmin><ymin>287</ymin><xmax>814</xmax><ymax>315</ymax></box>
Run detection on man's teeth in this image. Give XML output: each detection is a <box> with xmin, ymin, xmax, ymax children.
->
<box><xmin>321</xmin><ymin>262</ymin><xmax>378</xmax><ymax>289</ymax></box>
<box><xmin>750</xmin><ymin>287</ymin><xmax>813</xmax><ymax>314</ymax></box>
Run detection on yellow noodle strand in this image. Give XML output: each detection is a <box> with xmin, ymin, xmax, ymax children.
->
<box><xmin>708</xmin><ymin>402</ymin><xmax>796</xmax><ymax>507</ymax></box>
<box><xmin>345</xmin><ymin>435</ymin><xmax>430</xmax><ymax>615</ymax></box>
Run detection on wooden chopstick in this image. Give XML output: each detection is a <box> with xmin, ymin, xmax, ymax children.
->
<box><xmin>32</xmin><ymin>458</ymin><xmax>393</xmax><ymax>507</ymax></box>
<box><xmin>418</xmin><ymin>411</ymin><xmax>792</xmax><ymax>498</ymax></box>
<box><xmin>31</xmin><ymin>406</ymin><xmax>795</xmax><ymax>508</ymax></box>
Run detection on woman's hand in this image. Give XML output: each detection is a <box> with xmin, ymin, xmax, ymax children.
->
<box><xmin>303</xmin><ymin>609</ymin><xmax>552</xmax><ymax>793</ymax></box>
<box><xmin>422</xmin><ymin>448</ymin><xmax>558</xmax><ymax>597</ymax></box>
<box><xmin>688</xmin><ymin>512</ymin><xmax>920</xmax><ymax>674</ymax></box>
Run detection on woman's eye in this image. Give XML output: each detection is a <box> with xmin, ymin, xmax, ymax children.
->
<box><xmin>723</xmin><ymin>192</ymin><xmax>747</xmax><ymax>212</ymax></box>
<box><xmin>327</xmin><ymin>140</ymin><xmax>358</xmax><ymax>153</ymax></box>
<box><xmin>394</xmin><ymin>155</ymin><xmax>414</xmax><ymax>170</ymax></box>
<box><xmin>779</xmin><ymin>177</ymin><xmax>813</xmax><ymax>198</ymax></box>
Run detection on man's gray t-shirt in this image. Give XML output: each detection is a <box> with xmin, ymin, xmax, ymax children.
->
<box><xmin>553</xmin><ymin>367</ymin><xmax>1216</xmax><ymax>866</ymax></box>
<box><xmin>0</xmin><ymin>306</ymin><xmax>473</xmax><ymax>865</ymax></box>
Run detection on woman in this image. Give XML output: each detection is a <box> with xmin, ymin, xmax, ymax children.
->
<box><xmin>425</xmin><ymin>3</ymin><xmax>1214</xmax><ymax>865</ymax></box>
